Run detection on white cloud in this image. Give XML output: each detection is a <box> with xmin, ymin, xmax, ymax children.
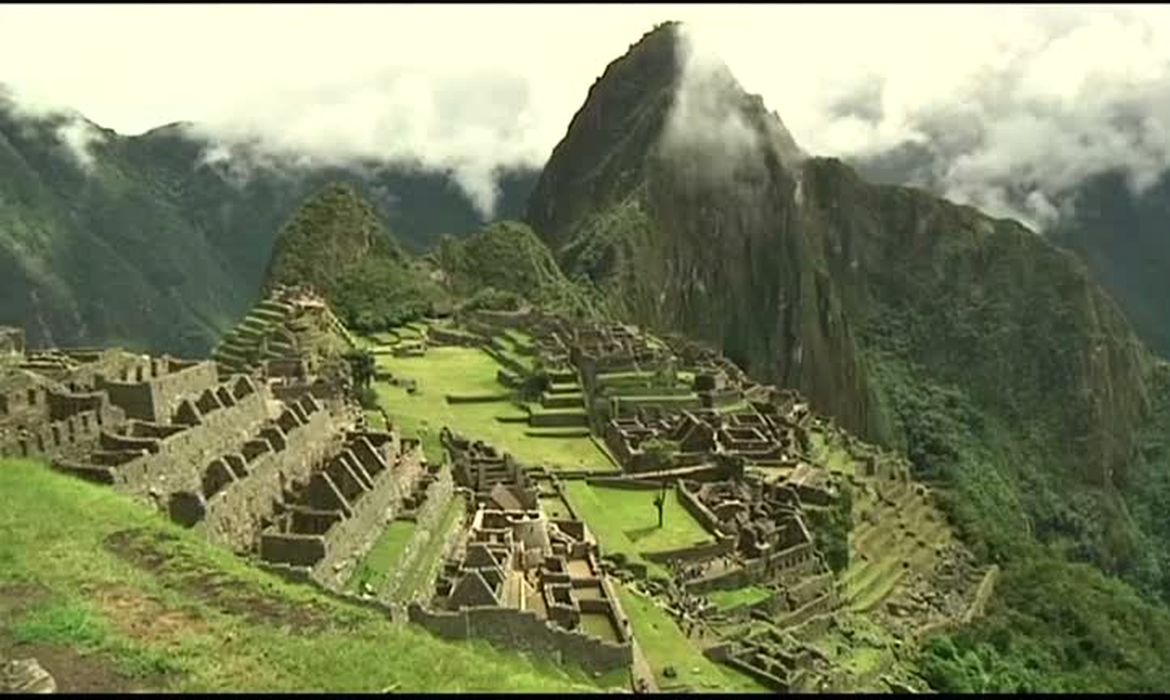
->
<box><xmin>0</xmin><ymin>4</ymin><xmax>1168</xmax><ymax>225</ymax></box>
<box><xmin>0</xmin><ymin>86</ymin><xmax>107</xmax><ymax>173</ymax></box>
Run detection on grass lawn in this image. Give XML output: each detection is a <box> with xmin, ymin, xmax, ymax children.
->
<box><xmin>0</xmin><ymin>460</ymin><xmax>616</xmax><ymax>693</ymax></box>
<box><xmin>372</xmin><ymin>346</ymin><xmax>614</xmax><ymax>471</ymax></box>
<box><xmin>616</xmin><ymin>585</ymin><xmax>766</xmax><ymax>693</ymax></box>
<box><xmin>345</xmin><ymin>519</ymin><xmax>417</xmax><ymax>595</ymax></box>
<box><xmin>705</xmin><ymin>586</ymin><xmax>774</xmax><ymax>612</ymax></box>
<box><xmin>809</xmin><ymin>428</ymin><xmax>858</xmax><ymax>476</ymax></box>
<box><xmin>562</xmin><ymin>483</ymin><xmax>715</xmax><ymax>580</ymax></box>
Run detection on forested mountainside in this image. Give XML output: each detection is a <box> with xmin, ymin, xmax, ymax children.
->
<box><xmin>525</xmin><ymin>22</ymin><xmax>1170</xmax><ymax>689</ymax></box>
<box><xmin>853</xmin><ymin>141</ymin><xmax>1170</xmax><ymax>362</ymax></box>
<box><xmin>0</xmin><ymin>95</ymin><xmax>536</xmax><ymax>355</ymax></box>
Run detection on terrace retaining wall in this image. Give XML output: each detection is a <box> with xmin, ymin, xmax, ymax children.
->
<box><xmin>408</xmin><ymin>603</ymin><xmax>633</xmax><ymax>674</ymax></box>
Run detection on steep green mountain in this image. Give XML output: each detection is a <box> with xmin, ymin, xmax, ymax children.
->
<box><xmin>0</xmin><ymin>96</ymin><xmax>537</xmax><ymax>355</ymax></box>
<box><xmin>850</xmin><ymin>145</ymin><xmax>1170</xmax><ymax>361</ymax></box>
<box><xmin>525</xmin><ymin>24</ymin><xmax>1170</xmax><ymax>686</ymax></box>
<box><xmin>263</xmin><ymin>183</ymin><xmax>448</xmax><ymax>333</ymax></box>
<box><xmin>432</xmin><ymin>220</ymin><xmax>605</xmax><ymax>317</ymax></box>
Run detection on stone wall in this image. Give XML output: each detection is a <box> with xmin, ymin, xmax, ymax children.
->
<box><xmin>383</xmin><ymin>466</ymin><xmax>455</xmax><ymax>601</ymax></box>
<box><xmin>677</xmin><ymin>481</ymin><xmax>733</xmax><ymax>536</ymax></box>
<box><xmin>95</xmin><ymin>360</ymin><xmax>219</xmax><ymax>423</ymax></box>
<box><xmin>53</xmin><ymin>377</ymin><xmax>270</xmax><ymax>502</ymax></box>
<box><xmin>106</xmin><ymin>382</ymin><xmax>270</xmax><ymax>500</ymax></box>
<box><xmin>482</xmin><ymin>346</ymin><xmax>530</xmax><ymax>378</ymax></box>
<box><xmin>0</xmin><ymin>409</ymin><xmax>105</xmax><ymax>459</ymax></box>
<box><xmin>642</xmin><ymin>537</ymin><xmax>735</xmax><ymax>565</ymax></box>
<box><xmin>408</xmin><ymin>603</ymin><xmax>633</xmax><ymax>674</ymax></box>
<box><xmin>311</xmin><ymin>445</ymin><xmax>424</xmax><ymax>589</ymax></box>
<box><xmin>428</xmin><ymin>327</ymin><xmax>488</xmax><ymax>348</ymax></box>
<box><xmin>195</xmin><ymin>405</ymin><xmax>346</xmax><ymax>553</ymax></box>
<box><xmin>0</xmin><ymin>327</ymin><xmax>25</xmax><ymax>355</ymax></box>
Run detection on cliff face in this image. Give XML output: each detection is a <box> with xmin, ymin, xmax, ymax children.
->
<box><xmin>529</xmin><ymin>23</ymin><xmax>884</xmax><ymax>444</ymax></box>
<box><xmin>527</xmin><ymin>22</ymin><xmax>1158</xmax><ymax>562</ymax></box>
<box><xmin>1050</xmin><ymin>170</ymin><xmax>1170</xmax><ymax>360</ymax></box>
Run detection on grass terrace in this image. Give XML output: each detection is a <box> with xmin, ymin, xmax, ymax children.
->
<box><xmin>706</xmin><ymin>586</ymin><xmax>774</xmax><ymax>612</ymax></box>
<box><xmin>563</xmin><ymin>482</ymin><xmax>715</xmax><ymax>579</ymax></box>
<box><xmin>345</xmin><ymin>520</ymin><xmax>417</xmax><ymax>595</ymax></box>
<box><xmin>371</xmin><ymin>344</ymin><xmax>614</xmax><ymax>472</ymax></box>
<box><xmin>616</xmin><ymin>585</ymin><xmax>766</xmax><ymax>693</ymax></box>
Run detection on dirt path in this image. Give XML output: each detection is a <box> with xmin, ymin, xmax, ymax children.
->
<box><xmin>0</xmin><ymin>582</ymin><xmax>164</xmax><ymax>693</ymax></box>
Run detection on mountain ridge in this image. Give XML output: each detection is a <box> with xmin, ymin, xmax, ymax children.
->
<box><xmin>0</xmin><ymin>97</ymin><xmax>538</xmax><ymax>354</ymax></box>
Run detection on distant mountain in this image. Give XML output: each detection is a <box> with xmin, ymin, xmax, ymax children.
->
<box><xmin>0</xmin><ymin>98</ymin><xmax>537</xmax><ymax>355</ymax></box>
<box><xmin>262</xmin><ymin>182</ymin><xmax>448</xmax><ymax>333</ymax></box>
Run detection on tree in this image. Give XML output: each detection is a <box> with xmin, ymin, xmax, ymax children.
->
<box><xmin>344</xmin><ymin>348</ymin><xmax>376</xmax><ymax>391</ymax></box>
<box><xmin>642</xmin><ymin>438</ymin><xmax>680</xmax><ymax>471</ymax></box>
<box><xmin>653</xmin><ymin>479</ymin><xmax>668</xmax><ymax>528</ymax></box>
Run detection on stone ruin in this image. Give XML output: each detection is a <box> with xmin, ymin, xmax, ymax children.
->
<box><xmin>0</xmin><ymin>348</ymin><xmax>216</xmax><ymax>463</ymax></box>
<box><xmin>441</xmin><ymin>427</ymin><xmax>532</xmax><ymax>503</ymax></box>
<box><xmin>411</xmin><ymin>494</ymin><xmax>634</xmax><ymax>674</ymax></box>
<box><xmin>212</xmin><ymin>284</ymin><xmax>356</xmax><ymax>383</ymax></box>
<box><xmin>0</xmin><ymin>326</ymin><xmax>25</xmax><ymax>357</ymax></box>
<box><xmin>403</xmin><ymin>428</ymin><xmax>633</xmax><ymax>673</ymax></box>
<box><xmin>602</xmin><ymin>403</ymin><xmax>816</xmax><ymax>476</ymax></box>
<box><xmin>0</xmin><ymin>294</ymin><xmax>420</xmax><ymax>592</ymax></box>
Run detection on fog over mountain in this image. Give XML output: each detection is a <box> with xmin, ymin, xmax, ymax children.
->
<box><xmin>3</xmin><ymin>4</ymin><xmax>1168</xmax><ymax>227</ymax></box>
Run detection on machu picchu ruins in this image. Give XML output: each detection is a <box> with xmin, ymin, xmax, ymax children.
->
<box><xmin>5</xmin><ymin>9</ymin><xmax>1170</xmax><ymax>695</ymax></box>
<box><xmin>0</xmin><ymin>290</ymin><xmax>995</xmax><ymax>693</ymax></box>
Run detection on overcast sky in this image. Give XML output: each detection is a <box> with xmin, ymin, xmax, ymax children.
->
<box><xmin>2</xmin><ymin>4</ymin><xmax>1169</xmax><ymax>225</ymax></box>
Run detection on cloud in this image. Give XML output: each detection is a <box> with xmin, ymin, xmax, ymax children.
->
<box><xmin>0</xmin><ymin>86</ymin><xmax>108</xmax><ymax>173</ymax></box>
<box><xmin>0</xmin><ymin>5</ymin><xmax>1168</xmax><ymax>226</ymax></box>
<box><xmin>658</xmin><ymin>26</ymin><xmax>766</xmax><ymax>185</ymax></box>
<box><xmin>678</xmin><ymin>5</ymin><xmax>1170</xmax><ymax>230</ymax></box>
<box><xmin>51</xmin><ymin>119</ymin><xmax>106</xmax><ymax>173</ymax></box>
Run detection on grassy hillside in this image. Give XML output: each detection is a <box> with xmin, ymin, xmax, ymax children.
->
<box><xmin>0</xmin><ymin>459</ymin><xmax>615</xmax><ymax>693</ymax></box>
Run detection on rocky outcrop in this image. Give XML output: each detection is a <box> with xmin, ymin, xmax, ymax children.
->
<box><xmin>1</xmin><ymin>657</ymin><xmax>56</xmax><ymax>694</ymax></box>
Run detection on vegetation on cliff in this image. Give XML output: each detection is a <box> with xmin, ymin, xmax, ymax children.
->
<box><xmin>433</xmin><ymin>220</ymin><xmax>606</xmax><ymax>319</ymax></box>
<box><xmin>263</xmin><ymin>183</ymin><xmax>450</xmax><ymax>333</ymax></box>
<box><xmin>919</xmin><ymin>556</ymin><xmax>1170</xmax><ymax>693</ymax></box>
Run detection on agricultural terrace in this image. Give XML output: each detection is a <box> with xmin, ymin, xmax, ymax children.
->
<box><xmin>370</xmin><ymin>344</ymin><xmax>615</xmax><ymax>472</ymax></box>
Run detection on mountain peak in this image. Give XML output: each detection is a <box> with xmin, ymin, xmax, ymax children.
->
<box><xmin>527</xmin><ymin>22</ymin><xmax>804</xmax><ymax>248</ymax></box>
<box><xmin>262</xmin><ymin>182</ymin><xmax>402</xmax><ymax>294</ymax></box>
